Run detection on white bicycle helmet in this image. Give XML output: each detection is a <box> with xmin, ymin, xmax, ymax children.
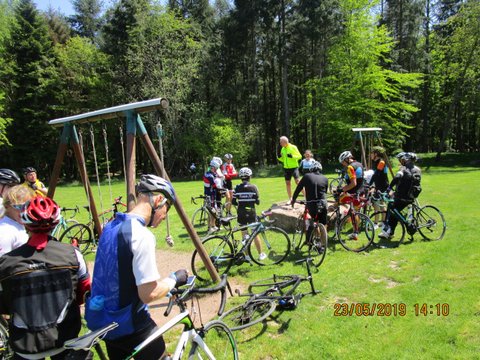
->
<box><xmin>310</xmin><ymin>161</ymin><xmax>323</xmax><ymax>173</ymax></box>
<box><xmin>224</xmin><ymin>153</ymin><xmax>233</xmax><ymax>160</ymax></box>
<box><xmin>239</xmin><ymin>167</ymin><xmax>253</xmax><ymax>179</ymax></box>
<box><xmin>210</xmin><ymin>159</ymin><xmax>221</xmax><ymax>168</ymax></box>
<box><xmin>136</xmin><ymin>174</ymin><xmax>176</xmax><ymax>203</ymax></box>
<box><xmin>338</xmin><ymin>151</ymin><xmax>352</xmax><ymax>163</ymax></box>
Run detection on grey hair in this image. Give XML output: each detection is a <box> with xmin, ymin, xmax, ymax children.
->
<box><xmin>279</xmin><ymin>136</ymin><xmax>289</xmax><ymax>143</ymax></box>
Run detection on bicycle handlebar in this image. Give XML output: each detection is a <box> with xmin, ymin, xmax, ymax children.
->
<box><xmin>164</xmin><ymin>274</ymin><xmax>229</xmax><ymax>317</ymax></box>
<box><xmin>191</xmin><ymin>195</ymin><xmax>207</xmax><ymax>205</ymax></box>
<box><xmin>61</xmin><ymin>205</ymin><xmax>80</xmax><ymax>218</ymax></box>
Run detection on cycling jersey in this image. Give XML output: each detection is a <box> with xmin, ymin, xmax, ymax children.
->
<box><xmin>221</xmin><ymin>163</ymin><xmax>238</xmax><ymax>181</ymax></box>
<box><xmin>0</xmin><ymin>215</ymin><xmax>28</xmax><ymax>256</ymax></box>
<box><xmin>278</xmin><ymin>144</ymin><xmax>302</xmax><ymax>169</ymax></box>
<box><xmin>233</xmin><ymin>181</ymin><xmax>260</xmax><ymax>225</ymax></box>
<box><xmin>390</xmin><ymin>163</ymin><xmax>422</xmax><ymax>201</ymax></box>
<box><xmin>299</xmin><ymin>158</ymin><xmax>316</xmax><ymax>174</ymax></box>
<box><xmin>369</xmin><ymin>159</ymin><xmax>389</xmax><ymax>191</ymax></box>
<box><xmin>21</xmin><ymin>179</ymin><xmax>46</xmax><ymax>197</ymax></box>
<box><xmin>344</xmin><ymin>161</ymin><xmax>364</xmax><ymax>194</ymax></box>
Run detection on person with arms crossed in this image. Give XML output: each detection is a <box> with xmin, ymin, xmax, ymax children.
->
<box><xmin>21</xmin><ymin>167</ymin><xmax>48</xmax><ymax>197</ymax></box>
<box><xmin>233</xmin><ymin>167</ymin><xmax>266</xmax><ymax>261</ymax></box>
<box><xmin>204</xmin><ymin>160</ymin><xmax>221</xmax><ymax>233</ymax></box>
<box><xmin>221</xmin><ymin>153</ymin><xmax>238</xmax><ymax>215</ymax></box>
<box><xmin>0</xmin><ymin>196</ymin><xmax>91</xmax><ymax>359</ymax></box>
<box><xmin>0</xmin><ymin>185</ymin><xmax>35</xmax><ymax>256</ymax></box>
<box><xmin>277</xmin><ymin>136</ymin><xmax>302</xmax><ymax>204</ymax></box>
<box><xmin>85</xmin><ymin>174</ymin><xmax>188</xmax><ymax>360</ymax></box>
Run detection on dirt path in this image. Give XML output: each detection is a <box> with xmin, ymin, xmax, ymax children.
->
<box><xmin>87</xmin><ymin>249</ymin><xmax>246</xmax><ymax>327</ymax></box>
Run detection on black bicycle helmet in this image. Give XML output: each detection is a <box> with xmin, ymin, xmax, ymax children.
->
<box><xmin>309</xmin><ymin>161</ymin><xmax>323</xmax><ymax>173</ymax></box>
<box><xmin>23</xmin><ymin>167</ymin><xmax>37</xmax><ymax>174</ymax></box>
<box><xmin>136</xmin><ymin>174</ymin><xmax>176</xmax><ymax>203</ymax></box>
<box><xmin>0</xmin><ymin>168</ymin><xmax>21</xmax><ymax>185</ymax></box>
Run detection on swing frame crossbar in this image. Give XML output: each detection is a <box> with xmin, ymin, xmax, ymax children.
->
<box><xmin>46</xmin><ymin>98</ymin><xmax>220</xmax><ymax>282</ymax></box>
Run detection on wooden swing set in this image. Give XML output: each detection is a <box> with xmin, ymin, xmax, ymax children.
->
<box><xmin>47</xmin><ymin>98</ymin><xmax>220</xmax><ymax>281</ymax></box>
<box><xmin>352</xmin><ymin>127</ymin><xmax>394</xmax><ymax>177</ymax></box>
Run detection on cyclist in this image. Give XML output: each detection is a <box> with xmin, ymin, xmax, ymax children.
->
<box><xmin>379</xmin><ymin>152</ymin><xmax>422</xmax><ymax>239</ymax></box>
<box><xmin>291</xmin><ymin>161</ymin><xmax>328</xmax><ymax>249</ymax></box>
<box><xmin>299</xmin><ymin>149</ymin><xmax>316</xmax><ymax>175</ymax></box>
<box><xmin>0</xmin><ymin>168</ymin><xmax>21</xmax><ymax>218</ymax></box>
<box><xmin>204</xmin><ymin>159</ymin><xmax>222</xmax><ymax>233</ymax></box>
<box><xmin>0</xmin><ymin>185</ymin><xmax>35</xmax><ymax>256</ymax></box>
<box><xmin>85</xmin><ymin>174</ymin><xmax>188</xmax><ymax>360</ymax></box>
<box><xmin>277</xmin><ymin>136</ymin><xmax>302</xmax><ymax>204</ymax></box>
<box><xmin>0</xmin><ymin>196</ymin><xmax>91</xmax><ymax>359</ymax></box>
<box><xmin>367</xmin><ymin>146</ymin><xmax>389</xmax><ymax>226</ymax></box>
<box><xmin>21</xmin><ymin>167</ymin><xmax>48</xmax><ymax>197</ymax></box>
<box><xmin>338</xmin><ymin>151</ymin><xmax>364</xmax><ymax>196</ymax></box>
<box><xmin>221</xmin><ymin>153</ymin><xmax>238</xmax><ymax>215</ymax></box>
<box><xmin>232</xmin><ymin>167</ymin><xmax>266</xmax><ymax>261</ymax></box>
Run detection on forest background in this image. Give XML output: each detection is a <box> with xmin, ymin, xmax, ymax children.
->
<box><xmin>0</xmin><ymin>0</ymin><xmax>478</xmax><ymax>179</ymax></box>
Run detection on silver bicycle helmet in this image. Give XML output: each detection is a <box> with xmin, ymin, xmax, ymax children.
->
<box><xmin>239</xmin><ymin>167</ymin><xmax>253</xmax><ymax>179</ymax></box>
<box><xmin>310</xmin><ymin>161</ymin><xmax>323</xmax><ymax>173</ymax></box>
<box><xmin>0</xmin><ymin>168</ymin><xmax>21</xmax><ymax>185</ymax></box>
<box><xmin>338</xmin><ymin>151</ymin><xmax>352</xmax><ymax>163</ymax></box>
<box><xmin>136</xmin><ymin>174</ymin><xmax>176</xmax><ymax>203</ymax></box>
<box><xmin>210</xmin><ymin>159</ymin><xmax>221</xmax><ymax>168</ymax></box>
<box><xmin>224</xmin><ymin>153</ymin><xmax>233</xmax><ymax>160</ymax></box>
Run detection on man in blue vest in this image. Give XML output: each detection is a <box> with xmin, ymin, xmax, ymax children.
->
<box><xmin>85</xmin><ymin>174</ymin><xmax>188</xmax><ymax>360</ymax></box>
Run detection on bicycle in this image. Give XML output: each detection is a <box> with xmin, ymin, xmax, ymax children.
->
<box><xmin>326</xmin><ymin>190</ymin><xmax>376</xmax><ymax>252</ymax></box>
<box><xmin>191</xmin><ymin>194</ymin><xmax>237</xmax><ymax>235</ymax></box>
<box><xmin>218</xmin><ymin>258</ymin><xmax>320</xmax><ymax>331</ymax></box>
<box><xmin>191</xmin><ymin>209</ymin><xmax>291</xmax><ymax>281</ymax></box>
<box><xmin>291</xmin><ymin>200</ymin><xmax>328</xmax><ymax>267</ymax></box>
<box><xmin>51</xmin><ymin>205</ymin><xmax>80</xmax><ymax>240</ymax></box>
<box><xmin>327</xmin><ymin>169</ymin><xmax>345</xmax><ymax>194</ymax></box>
<box><xmin>370</xmin><ymin>193</ymin><xmax>447</xmax><ymax>247</ymax></box>
<box><xmin>59</xmin><ymin>196</ymin><xmax>127</xmax><ymax>254</ymax></box>
<box><xmin>63</xmin><ymin>275</ymin><xmax>238</xmax><ymax>360</ymax></box>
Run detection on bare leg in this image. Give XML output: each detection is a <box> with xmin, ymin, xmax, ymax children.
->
<box><xmin>285</xmin><ymin>180</ymin><xmax>292</xmax><ymax>201</ymax></box>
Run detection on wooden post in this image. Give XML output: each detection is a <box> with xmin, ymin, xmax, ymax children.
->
<box><xmin>125</xmin><ymin>111</ymin><xmax>137</xmax><ymax>211</ymax></box>
<box><xmin>70</xmin><ymin>125</ymin><xmax>103</xmax><ymax>236</ymax></box>
<box><xmin>135</xmin><ymin>115</ymin><xmax>220</xmax><ymax>282</ymax></box>
<box><xmin>47</xmin><ymin>125</ymin><xmax>70</xmax><ymax>199</ymax></box>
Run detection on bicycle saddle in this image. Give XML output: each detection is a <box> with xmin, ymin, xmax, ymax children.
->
<box><xmin>63</xmin><ymin>322</ymin><xmax>118</xmax><ymax>350</ymax></box>
<box><xmin>220</xmin><ymin>215</ymin><xmax>236</xmax><ymax>225</ymax></box>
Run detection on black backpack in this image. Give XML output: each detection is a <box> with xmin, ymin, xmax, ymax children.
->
<box><xmin>408</xmin><ymin>166</ymin><xmax>422</xmax><ymax>198</ymax></box>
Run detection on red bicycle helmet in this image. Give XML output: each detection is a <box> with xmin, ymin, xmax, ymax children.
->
<box><xmin>21</xmin><ymin>196</ymin><xmax>60</xmax><ymax>233</ymax></box>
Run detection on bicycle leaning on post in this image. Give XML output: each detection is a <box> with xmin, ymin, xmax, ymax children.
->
<box><xmin>327</xmin><ymin>190</ymin><xmax>376</xmax><ymax>252</ymax></box>
<box><xmin>63</xmin><ymin>275</ymin><xmax>238</xmax><ymax>360</ymax></box>
<box><xmin>191</xmin><ymin>209</ymin><xmax>291</xmax><ymax>281</ymax></box>
<box><xmin>370</xmin><ymin>193</ymin><xmax>447</xmax><ymax>247</ymax></box>
<box><xmin>218</xmin><ymin>258</ymin><xmax>320</xmax><ymax>331</ymax></box>
<box><xmin>191</xmin><ymin>194</ymin><xmax>236</xmax><ymax>235</ymax></box>
<box><xmin>292</xmin><ymin>200</ymin><xmax>328</xmax><ymax>267</ymax></box>
<box><xmin>50</xmin><ymin>205</ymin><xmax>80</xmax><ymax>239</ymax></box>
<box><xmin>58</xmin><ymin>196</ymin><xmax>127</xmax><ymax>253</ymax></box>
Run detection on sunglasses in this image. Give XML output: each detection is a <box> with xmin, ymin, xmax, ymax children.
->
<box><xmin>155</xmin><ymin>198</ymin><xmax>172</xmax><ymax>212</ymax></box>
<box><xmin>12</xmin><ymin>203</ymin><xmax>25</xmax><ymax>211</ymax></box>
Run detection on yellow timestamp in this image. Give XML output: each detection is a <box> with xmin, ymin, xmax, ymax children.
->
<box><xmin>333</xmin><ymin>303</ymin><xmax>450</xmax><ymax>317</ymax></box>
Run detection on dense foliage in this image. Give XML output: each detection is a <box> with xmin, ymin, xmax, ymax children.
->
<box><xmin>0</xmin><ymin>0</ymin><xmax>478</xmax><ymax>179</ymax></box>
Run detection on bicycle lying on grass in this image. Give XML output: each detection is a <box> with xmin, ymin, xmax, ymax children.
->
<box><xmin>292</xmin><ymin>200</ymin><xmax>328</xmax><ymax>267</ymax></box>
<box><xmin>58</xmin><ymin>196</ymin><xmax>127</xmax><ymax>253</ymax></box>
<box><xmin>218</xmin><ymin>258</ymin><xmax>320</xmax><ymax>331</ymax></box>
<box><xmin>191</xmin><ymin>194</ymin><xmax>237</xmax><ymax>235</ymax></box>
<box><xmin>327</xmin><ymin>190</ymin><xmax>376</xmax><ymax>252</ymax></box>
<box><xmin>191</xmin><ymin>209</ymin><xmax>291</xmax><ymax>281</ymax></box>
<box><xmin>64</xmin><ymin>275</ymin><xmax>238</xmax><ymax>359</ymax></box>
<box><xmin>369</xmin><ymin>193</ymin><xmax>447</xmax><ymax>248</ymax></box>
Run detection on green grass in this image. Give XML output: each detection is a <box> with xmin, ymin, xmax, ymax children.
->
<box><xmin>52</xmin><ymin>154</ymin><xmax>480</xmax><ymax>359</ymax></box>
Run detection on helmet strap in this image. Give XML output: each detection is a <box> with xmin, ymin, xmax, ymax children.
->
<box><xmin>147</xmin><ymin>193</ymin><xmax>156</xmax><ymax>227</ymax></box>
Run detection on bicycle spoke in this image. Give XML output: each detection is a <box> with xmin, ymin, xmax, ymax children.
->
<box><xmin>338</xmin><ymin>212</ymin><xmax>375</xmax><ymax>252</ymax></box>
<box><xmin>219</xmin><ymin>300</ymin><xmax>276</xmax><ymax>331</ymax></box>
<box><xmin>249</xmin><ymin>227</ymin><xmax>290</xmax><ymax>266</ymax></box>
<box><xmin>416</xmin><ymin>205</ymin><xmax>446</xmax><ymax>241</ymax></box>
<box><xmin>308</xmin><ymin>223</ymin><xmax>328</xmax><ymax>267</ymax></box>
<box><xmin>191</xmin><ymin>236</ymin><xmax>234</xmax><ymax>281</ymax></box>
<box><xmin>189</xmin><ymin>321</ymin><xmax>238</xmax><ymax>359</ymax></box>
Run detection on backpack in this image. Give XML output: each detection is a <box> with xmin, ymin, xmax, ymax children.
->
<box><xmin>408</xmin><ymin>166</ymin><xmax>422</xmax><ymax>198</ymax></box>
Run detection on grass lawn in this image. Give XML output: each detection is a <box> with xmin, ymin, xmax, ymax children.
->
<box><xmin>52</xmin><ymin>152</ymin><xmax>480</xmax><ymax>359</ymax></box>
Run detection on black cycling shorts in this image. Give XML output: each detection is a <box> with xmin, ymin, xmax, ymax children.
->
<box><xmin>237</xmin><ymin>208</ymin><xmax>257</xmax><ymax>226</ymax></box>
<box><xmin>284</xmin><ymin>168</ymin><xmax>300</xmax><ymax>181</ymax></box>
<box><xmin>224</xmin><ymin>180</ymin><xmax>233</xmax><ymax>190</ymax></box>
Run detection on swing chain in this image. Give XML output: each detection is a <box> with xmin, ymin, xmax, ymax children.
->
<box><xmin>103</xmin><ymin>124</ymin><xmax>113</xmax><ymax>204</ymax></box>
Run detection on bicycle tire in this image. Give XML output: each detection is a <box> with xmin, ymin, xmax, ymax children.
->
<box><xmin>191</xmin><ymin>236</ymin><xmax>235</xmax><ymax>281</ymax></box>
<box><xmin>191</xmin><ymin>207</ymin><xmax>209</xmax><ymax>235</ymax></box>
<box><xmin>188</xmin><ymin>320</ymin><xmax>239</xmax><ymax>359</ymax></box>
<box><xmin>328</xmin><ymin>178</ymin><xmax>344</xmax><ymax>194</ymax></box>
<box><xmin>338</xmin><ymin>212</ymin><xmax>375</xmax><ymax>252</ymax></box>
<box><xmin>247</xmin><ymin>275</ymin><xmax>301</xmax><ymax>295</ymax></box>
<box><xmin>416</xmin><ymin>205</ymin><xmax>446</xmax><ymax>241</ymax></box>
<box><xmin>249</xmin><ymin>226</ymin><xmax>291</xmax><ymax>266</ymax></box>
<box><xmin>0</xmin><ymin>319</ymin><xmax>13</xmax><ymax>360</ymax></box>
<box><xmin>59</xmin><ymin>223</ymin><xmax>93</xmax><ymax>254</ymax></box>
<box><xmin>292</xmin><ymin>214</ymin><xmax>305</xmax><ymax>251</ymax></box>
<box><xmin>370</xmin><ymin>210</ymin><xmax>405</xmax><ymax>247</ymax></box>
<box><xmin>51</xmin><ymin>219</ymin><xmax>79</xmax><ymax>240</ymax></box>
<box><xmin>221</xmin><ymin>202</ymin><xmax>237</xmax><ymax>218</ymax></box>
<box><xmin>218</xmin><ymin>299</ymin><xmax>276</xmax><ymax>331</ymax></box>
<box><xmin>308</xmin><ymin>223</ymin><xmax>328</xmax><ymax>267</ymax></box>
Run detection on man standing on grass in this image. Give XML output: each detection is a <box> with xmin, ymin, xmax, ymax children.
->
<box><xmin>277</xmin><ymin>136</ymin><xmax>302</xmax><ymax>204</ymax></box>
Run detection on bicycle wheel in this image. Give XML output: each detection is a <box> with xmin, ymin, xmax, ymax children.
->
<box><xmin>338</xmin><ymin>212</ymin><xmax>375</xmax><ymax>252</ymax></box>
<box><xmin>249</xmin><ymin>226</ymin><xmax>291</xmax><ymax>266</ymax></box>
<box><xmin>219</xmin><ymin>299</ymin><xmax>276</xmax><ymax>331</ymax></box>
<box><xmin>51</xmin><ymin>219</ymin><xmax>78</xmax><ymax>240</ymax></box>
<box><xmin>370</xmin><ymin>210</ymin><xmax>405</xmax><ymax>247</ymax></box>
<box><xmin>328</xmin><ymin>178</ymin><xmax>344</xmax><ymax>194</ymax></box>
<box><xmin>416</xmin><ymin>205</ymin><xmax>446</xmax><ymax>241</ymax></box>
<box><xmin>248</xmin><ymin>275</ymin><xmax>300</xmax><ymax>295</ymax></box>
<box><xmin>191</xmin><ymin>207</ymin><xmax>209</xmax><ymax>235</ymax></box>
<box><xmin>0</xmin><ymin>319</ymin><xmax>13</xmax><ymax>360</ymax></box>
<box><xmin>191</xmin><ymin>236</ymin><xmax>235</xmax><ymax>281</ymax></box>
<box><xmin>292</xmin><ymin>214</ymin><xmax>305</xmax><ymax>251</ymax></box>
<box><xmin>221</xmin><ymin>202</ymin><xmax>237</xmax><ymax>218</ymax></box>
<box><xmin>188</xmin><ymin>320</ymin><xmax>239</xmax><ymax>359</ymax></box>
<box><xmin>59</xmin><ymin>223</ymin><xmax>93</xmax><ymax>254</ymax></box>
<box><xmin>308</xmin><ymin>223</ymin><xmax>328</xmax><ymax>267</ymax></box>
